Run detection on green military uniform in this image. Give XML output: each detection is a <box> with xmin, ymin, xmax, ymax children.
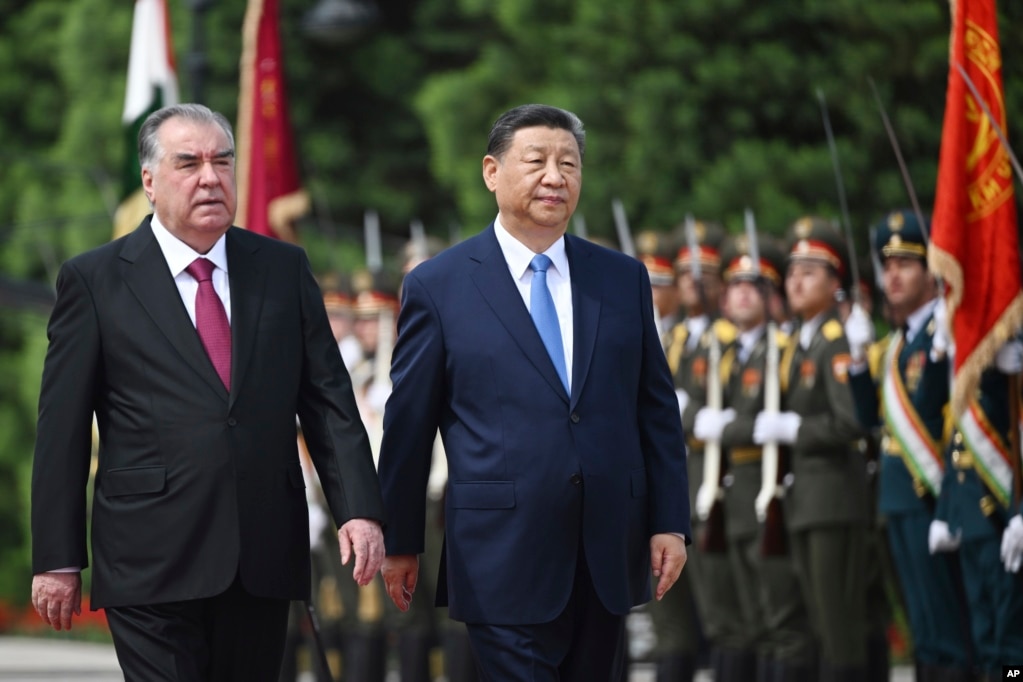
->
<box><xmin>663</xmin><ymin>223</ymin><xmax>746</xmax><ymax>678</ymax></box>
<box><xmin>774</xmin><ymin>218</ymin><xmax>870</xmax><ymax>680</ymax></box>
<box><xmin>714</xmin><ymin>238</ymin><xmax>816</xmax><ymax>682</ymax></box>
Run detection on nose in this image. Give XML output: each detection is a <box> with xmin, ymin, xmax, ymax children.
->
<box><xmin>542</xmin><ymin>159</ymin><xmax>565</xmax><ymax>186</ymax></box>
<box><xmin>198</xmin><ymin>160</ymin><xmax>220</xmax><ymax>186</ymax></box>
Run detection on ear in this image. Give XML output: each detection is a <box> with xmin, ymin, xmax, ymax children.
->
<box><xmin>141</xmin><ymin>167</ymin><xmax>155</xmax><ymax>203</ymax></box>
<box><xmin>482</xmin><ymin>155</ymin><xmax>499</xmax><ymax>192</ymax></box>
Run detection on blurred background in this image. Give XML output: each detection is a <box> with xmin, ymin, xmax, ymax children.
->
<box><xmin>2</xmin><ymin>0</ymin><xmax>1022</xmax><ymax>646</ymax></box>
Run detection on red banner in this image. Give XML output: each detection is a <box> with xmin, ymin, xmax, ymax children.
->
<box><xmin>930</xmin><ymin>0</ymin><xmax>1023</xmax><ymax>418</ymax></box>
<box><xmin>236</xmin><ymin>0</ymin><xmax>308</xmax><ymax>241</ymax></box>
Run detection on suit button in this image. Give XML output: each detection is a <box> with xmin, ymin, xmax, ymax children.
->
<box><xmin>570</xmin><ymin>474</ymin><xmax>582</xmax><ymax>485</ymax></box>
<box><xmin>570</xmin><ymin>413</ymin><xmax>580</xmax><ymax>423</ymax></box>
<box><xmin>227</xmin><ymin>418</ymin><xmax>237</xmax><ymax>427</ymax></box>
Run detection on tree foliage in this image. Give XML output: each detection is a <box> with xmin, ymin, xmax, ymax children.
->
<box><xmin>2</xmin><ymin>0</ymin><xmax>1023</xmax><ymax>607</ymax></box>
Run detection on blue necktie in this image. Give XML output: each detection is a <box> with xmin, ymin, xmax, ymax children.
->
<box><xmin>529</xmin><ymin>254</ymin><xmax>569</xmax><ymax>392</ymax></box>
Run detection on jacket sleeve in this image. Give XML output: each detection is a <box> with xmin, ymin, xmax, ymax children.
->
<box><xmin>635</xmin><ymin>265</ymin><xmax>692</xmax><ymax>540</ymax></box>
<box><xmin>377</xmin><ymin>270</ymin><xmax>447</xmax><ymax>555</ymax></box>
<box><xmin>31</xmin><ymin>260</ymin><xmax>100</xmax><ymax>573</ymax></box>
<box><xmin>295</xmin><ymin>251</ymin><xmax>385</xmax><ymax>528</ymax></box>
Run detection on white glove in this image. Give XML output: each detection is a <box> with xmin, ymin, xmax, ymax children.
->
<box><xmin>754</xmin><ymin>487</ymin><xmax>773</xmax><ymax>523</ymax></box>
<box><xmin>695</xmin><ymin>482</ymin><xmax>718</xmax><ymax>521</ymax></box>
<box><xmin>844</xmin><ymin>303</ymin><xmax>874</xmax><ymax>363</ymax></box>
<box><xmin>995</xmin><ymin>339</ymin><xmax>1023</xmax><ymax>374</ymax></box>
<box><xmin>753</xmin><ymin>411</ymin><xmax>801</xmax><ymax>445</ymax></box>
<box><xmin>930</xmin><ymin>297</ymin><xmax>954</xmax><ymax>361</ymax></box>
<box><xmin>693</xmin><ymin>407</ymin><xmax>737</xmax><ymax>442</ymax></box>
<box><xmin>675</xmin><ymin>389</ymin><xmax>690</xmax><ymax>416</ymax></box>
<box><xmin>1000</xmin><ymin>514</ymin><xmax>1023</xmax><ymax>573</ymax></box>
<box><xmin>928</xmin><ymin>519</ymin><xmax>962</xmax><ymax>554</ymax></box>
<box><xmin>366</xmin><ymin>381</ymin><xmax>391</xmax><ymax>415</ymax></box>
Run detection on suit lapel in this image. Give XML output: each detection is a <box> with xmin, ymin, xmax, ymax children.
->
<box><xmin>225</xmin><ymin>228</ymin><xmax>267</xmax><ymax>409</ymax></box>
<box><xmin>120</xmin><ymin>218</ymin><xmax>229</xmax><ymax>401</ymax></box>
<box><xmin>565</xmin><ymin>236</ymin><xmax>600</xmax><ymax>409</ymax></box>
<box><xmin>470</xmin><ymin>226</ymin><xmax>570</xmax><ymax>404</ymax></box>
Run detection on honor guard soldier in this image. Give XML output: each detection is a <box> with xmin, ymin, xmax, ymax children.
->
<box><xmin>663</xmin><ymin>220</ymin><xmax>744</xmax><ymax>678</ymax></box>
<box><xmin>933</xmin><ymin>338</ymin><xmax>1023</xmax><ymax>679</ymax></box>
<box><xmin>754</xmin><ymin>217</ymin><xmax>869</xmax><ymax>681</ymax></box>
<box><xmin>846</xmin><ymin>210</ymin><xmax>973</xmax><ymax>681</ymax></box>
<box><xmin>697</xmin><ymin>235</ymin><xmax>815</xmax><ymax>681</ymax></box>
<box><xmin>714</xmin><ymin>236</ymin><xmax>816</xmax><ymax>682</ymax></box>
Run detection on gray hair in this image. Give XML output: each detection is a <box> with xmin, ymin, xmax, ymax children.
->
<box><xmin>486</xmin><ymin>104</ymin><xmax>586</xmax><ymax>161</ymax></box>
<box><xmin>138</xmin><ymin>103</ymin><xmax>235</xmax><ymax>170</ymax></box>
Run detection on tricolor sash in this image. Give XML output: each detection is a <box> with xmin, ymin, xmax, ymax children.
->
<box><xmin>958</xmin><ymin>398</ymin><xmax>1013</xmax><ymax>508</ymax></box>
<box><xmin>881</xmin><ymin>331</ymin><xmax>944</xmax><ymax>496</ymax></box>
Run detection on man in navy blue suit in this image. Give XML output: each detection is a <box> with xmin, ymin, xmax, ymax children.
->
<box><xmin>377</xmin><ymin>103</ymin><xmax>691</xmax><ymax>681</ymax></box>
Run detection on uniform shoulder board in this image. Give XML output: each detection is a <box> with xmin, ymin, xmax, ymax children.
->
<box><xmin>821</xmin><ymin>319</ymin><xmax>844</xmax><ymax>342</ymax></box>
<box><xmin>867</xmin><ymin>336</ymin><xmax>890</xmax><ymax>377</ymax></box>
<box><xmin>673</xmin><ymin>323</ymin><xmax>689</xmax><ymax>346</ymax></box>
<box><xmin>713</xmin><ymin>318</ymin><xmax>738</xmax><ymax>344</ymax></box>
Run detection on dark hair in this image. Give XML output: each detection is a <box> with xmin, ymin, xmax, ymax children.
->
<box><xmin>486</xmin><ymin>104</ymin><xmax>585</xmax><ymax>161</ymax></box>
<box><xmin>138</xmin><ymin>103</ymin><xmax>235</xmax><ymax>170</ymax></box>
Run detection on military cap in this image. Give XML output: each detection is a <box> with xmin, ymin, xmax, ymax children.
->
<box><xmin>350</xmin><ymin>269</ymin><xmax>399</xmax><ymax>319</ymax></box>
<box><xmin>673</xmin><ymin>219</ymin><xmax>727</xmax><ymax>275</ymax></box>
<box><xmin>871</xmin><ymin>209</ymin><xmax>929</xmax><ymax>261</ymax></box>
<box><xmin>635</xmin><ymin>229</ymin><xmax>677</xmax><ymax>287</ymax></box>
<box><xmin>319</xmin><ymin>272</ymin><xmax>353</xmax><ymax>315</ymax></box>
<box><xmin>721</xmin><ymin>233</ymin><xmax>785</xmax><ymax>288</ymax></box>
<box><xmin>786</xmin><ymin>215</ymin><xmax>851</xmax><ymax>288</ymax></box>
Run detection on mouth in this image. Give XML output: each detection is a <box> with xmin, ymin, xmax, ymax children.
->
<box><xmin>537</xmin><ymin>195</ymin><xmax>564</xmax><ymax>205</ymax></box>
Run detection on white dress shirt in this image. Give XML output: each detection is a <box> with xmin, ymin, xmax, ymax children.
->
<box><xmin>903</xmin><ymin>298</ymin><xmax>938</xmax><ymax>345</ymax></box>
<box><xmin>737</xmin><ymin>325</ymin><xmax>766</xmax><ymax>365</ymax></box>
<box><xmin>150</xmin><ymin>214</ymin><xmax>232</xmax><ymax>325</ymax></box>
<box><xmin>493</xmin><ymin>217</ymin><xmax>574</xmax><ymax>390</ymax></box>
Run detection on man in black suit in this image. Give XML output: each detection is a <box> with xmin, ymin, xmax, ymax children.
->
<box><xmin>30</xmin><ymin>103</ymin><xmax>384</xmax><ymax>681</ymax></box>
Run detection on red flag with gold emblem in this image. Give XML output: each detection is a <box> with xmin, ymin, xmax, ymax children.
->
<box><xmin>236</xmin><ymin>0</ymin><xmax>309</xmax><ymax>241</ymax></box>
<box><xmin>930</xmin><ymin>0</ymin><xmax>1023</xmax><ymax>418</ymax></box>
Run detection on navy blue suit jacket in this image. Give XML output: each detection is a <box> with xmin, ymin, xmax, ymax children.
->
<box><xmin>377</xmin><ymin>225</ymin><xmax>690</xmax><ymax>625</ymax></box>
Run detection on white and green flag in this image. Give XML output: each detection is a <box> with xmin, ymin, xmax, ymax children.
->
<box><xmin>115</xmin><ymin>0</ymin><xmax>178</xmax><ymax>239</ymax></box>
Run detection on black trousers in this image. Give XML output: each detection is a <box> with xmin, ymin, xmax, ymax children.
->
<box><xmin>105</xmin><ymin>574</ymin><xmax>290</xmax><ymax>682</ymax></box>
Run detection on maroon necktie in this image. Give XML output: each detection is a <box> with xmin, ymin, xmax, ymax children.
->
<box><xmin>185</xmin><ymin>258</ymin><xmax>231</xmax><ymax>391</ymax></box>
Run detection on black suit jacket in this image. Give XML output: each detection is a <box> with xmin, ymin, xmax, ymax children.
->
<box><xmin>31</xmin><ymin>217</ymin><xmax>383</xmax><ymax>609</ymax></box>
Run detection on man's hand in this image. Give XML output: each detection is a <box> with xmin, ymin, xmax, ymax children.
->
<box><xmin>381</xmin><ymin>555</ymin><xmax>419</xmax><ymax>612</ymax></box>
<box><xmin>650</xmin><ymin>534</ymin><xmax>687</xmax><ymax>601</ymax></box>
<box><xmin>31</xmin><ymin>572</ymin><xmax>82</xmax><ymax>631</ymax></box>
<box><xmin>338</xmin><ymin>518</ymin><xmax>385</xmax><ymax>586</ymax></box>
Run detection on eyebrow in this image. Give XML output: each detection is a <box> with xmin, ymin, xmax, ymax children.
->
<box><xmin>172</xmin><ymin>149</ymin><xmax>236</xmax><ymax>162</ymax></box>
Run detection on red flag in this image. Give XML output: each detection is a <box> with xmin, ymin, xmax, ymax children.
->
<box><xmin>930</xmin><ymin>0</ymin><xmax>1023</xmax><ymax>418</ymax></box>
<box><xmin>236</xmin><ymin>0</ymin><xmax>309</xmax><ymax>241</ymax></box>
